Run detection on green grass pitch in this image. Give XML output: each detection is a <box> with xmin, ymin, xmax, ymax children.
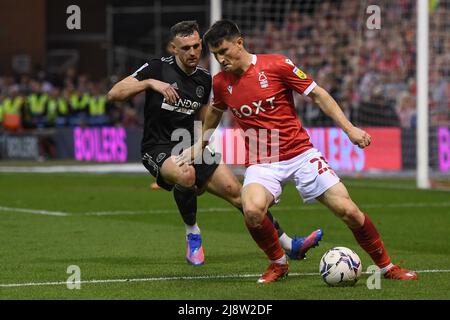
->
<box><xmin>0</xmin><ymin>172</ymin><xmax>449</xmax><ymax>299</ymax></box>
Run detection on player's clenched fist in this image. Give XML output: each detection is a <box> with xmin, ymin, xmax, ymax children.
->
<box><xmin>346</xmin><ymin>127</ymin><xmax>372</xmax><ymax>149</ymax></box>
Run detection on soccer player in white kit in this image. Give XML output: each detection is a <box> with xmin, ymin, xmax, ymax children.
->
<box><xmin>178</xmin><ymin>20</ymin><xmax>417</xmax><ymax>283</ymax></box>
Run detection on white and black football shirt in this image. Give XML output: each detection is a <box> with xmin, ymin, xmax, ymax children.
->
<box><xmin>132</xmin><ymin>56</ymin><xmax>212</xmax><ymax>152</ymax></box>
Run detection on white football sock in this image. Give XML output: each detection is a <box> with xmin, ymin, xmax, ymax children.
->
<box><xmin>278</xmin><ymin>233</ymin><xmax>292</xmax><ymax>251</ymax></box>
<box><xmin>380</xmin><ymin>263</ymin><xmax>395</xmax><ymax>274</ymax></box>
<box><xmin>270</xmin><ymin>255</ymin><xmax>288</xmax><ymax>265</ymax></box>
<box><xmin>185</xmin><ymin>223</ymin><xmax>201</xmax><ymax>236</ymax></box>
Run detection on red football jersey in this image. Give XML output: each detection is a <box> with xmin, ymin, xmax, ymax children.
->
<box><xmin>212</xmin><ymin>54</ymin><xmax>316</xmax><ymax>165</ymax></box>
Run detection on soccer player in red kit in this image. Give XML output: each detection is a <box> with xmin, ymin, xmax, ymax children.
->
<box><xmin>178</xmin><ymin>19</ymin><xmax>417</xmax><ymax>283</ymax></box>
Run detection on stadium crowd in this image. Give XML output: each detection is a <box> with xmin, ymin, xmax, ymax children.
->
<box><xmin>0</xmin><ymin>68</ymin><xmax>143</xmax><ymax>131</ymax></box>
<box><xmin>0</xmin><ymin>1</ymin><xmax>448</xmax><ymax>132</ymax></box>
<box><xmin>241</xmin><ymin>0</ymin><xmax>449</xmax><ymax>128</ymax></box>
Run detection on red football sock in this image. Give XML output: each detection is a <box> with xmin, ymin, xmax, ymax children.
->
<box><xmin>350</xmin><ymin>214</ymin><xmax>391</xmax><ymax>268</ymax></box>
<box><xmin>246</xmin><ymin>215</ymin><xmax>284</xmax><ymax>261</ymax></box>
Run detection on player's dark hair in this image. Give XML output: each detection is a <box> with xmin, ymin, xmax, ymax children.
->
<box><xmin>204</xmin><ymin>19</ymin><xmax>242</xmax><ymax>48</ymax></box>
<box><xmin>170</xmin><ymin>21</ymin><xmax>200</xmax><ymax>40</ymax></box>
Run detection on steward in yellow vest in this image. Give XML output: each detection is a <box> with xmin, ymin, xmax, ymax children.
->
<box><xmin>25</xmin><ymin>92</ymin><xmax>49</xmax><ymax>129</ymax></box>
<box><xmin>2</xmin><ymin>95</ymin><xmax>24</xmax><ymax>115</ymax></box>
<box><xmin>69</xmin><ymin>91</ymin><xmax>90</xmax><ymax>114</ymax></box>
<box><xmin>46</xmin><ymin>88</ymin><xmax>69</xmax><ymax>127</ymax></box>
<box><xmin>88</xmin><ymin>95</ymin><xmax>107</xmax><ymax>116</ymax></box>
<box><xmin>28</xmin><ymin>93</ymin><xmax>49</xmax><ymax>115</ymax></box>
<box><xmin>1</xmin><ymin>95</ymin><xmax>24</xmax><ymax>130</ymax></box>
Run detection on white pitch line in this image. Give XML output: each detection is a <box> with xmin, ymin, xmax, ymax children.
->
<box><xmin>1</xmin><ymin>202</ymin><xmax>449</xmax><ymax>217</ymax></box>
<box><xmin>361</xmin><ymin>202</ymin><xmax>450</xmax><ymax>209</ymax></box>
<box><xmin>345</xmin><ymin>181</ymin><xmax>450</xmax><ymax>192</ymax></box>
<box><xmin>0</xmin><ymin>164</ymin><xmax>146</xmax><ymax>174</ymax></box>
<box><xmin>1</xmin><ymin>269</ymin><xmax>449</xmax><ymax>288</ymax></box>
<box><xmin>84</xmin><ymin>210</ymin><xmax>153</xmax><ymax>216</ymax></box>
<box><xmin>85</xmin><ymin>202</ymin><xmax>450</xmax><ymax>216</ymax></box>
<box><xmin>0</xmin><ymin>206</ymin><xmax>69</xmax><ymax>217</ymax></box>
<box><xmin>84</xmin><ymin>207</ymin><xmax>237</xmax><ymax>216</ymax></box>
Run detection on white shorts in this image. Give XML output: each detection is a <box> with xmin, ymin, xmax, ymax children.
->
<box><xmin>243</xmin><ymin>148</ymin><xmax>340</xmax><ymax>203</ymax></box>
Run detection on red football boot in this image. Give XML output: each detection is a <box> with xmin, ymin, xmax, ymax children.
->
<box><xmin>257</xmin><ymin>263</ymin><xmax>289</xmax><ymax>284</ymax></box>
<box><xmin>384</xmin><ymin>264</ymin><xmax>418</xmax><ymax>280</ymax></box>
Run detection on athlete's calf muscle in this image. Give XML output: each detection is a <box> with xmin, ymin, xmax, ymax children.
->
<box><xmin>316</xmin><ymin>182</ymin><xmax>364</xmax><ymax>228</ymax></box>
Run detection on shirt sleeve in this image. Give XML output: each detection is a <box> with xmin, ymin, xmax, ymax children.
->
<box><xmin>211</xmin><ymin>75</ymin><xmax>227</xmax><ymax>112</ymax></box>
<box><xmin>277</xmin><ymin>56</ymin><xmax>317</xmax><ymax>96</ymax></box>
<box><xmin>131</xmin><ymin>59</ymin><xmax>162</xmax><ymax>81</ymax></box>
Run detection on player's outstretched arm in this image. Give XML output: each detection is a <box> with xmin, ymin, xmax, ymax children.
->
<box><xmin>200</xmin><ymin>105</ymin><xmax>223</xmax><ymax>147</ymax></box>
<box><xmin>107</xmin><ymin>76</ymin><xmax>179</xmax><ymax>104</ymax></box>
<box><xmin>175</xmin><ymin>105</ymin><xmax>223</xmax><ymax>166</ymax></box>
<box><xmin>107</xmin><ymin>76</ymin><xmax>151</xmax><ymax>102</ymax></box>
<box><xmin>308</xmin><ymin>85</ymin><xmax>371</xmax><ymax>149</ymax></box>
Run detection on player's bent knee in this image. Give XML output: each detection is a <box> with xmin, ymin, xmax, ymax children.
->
<box><xmin>177</xmin><ymin>166</ymin><xmax>196</xmax><ymax>188</ymax></box>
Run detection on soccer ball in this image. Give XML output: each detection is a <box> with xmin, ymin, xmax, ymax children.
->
<box><xmin>319</xmin><ymin>247</ymin><xmax>362</xmax><ymax>287</ymax></box>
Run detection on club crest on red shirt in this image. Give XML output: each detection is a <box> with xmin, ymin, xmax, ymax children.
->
<box><xmin>259</xmin><ymin>72</ymin><xmax>269</xmax><ymax>88</ymax></box>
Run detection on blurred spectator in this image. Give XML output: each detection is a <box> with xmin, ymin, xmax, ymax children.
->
<box><xmin>1</xmin><ymin>86</ymin><xmax>24</xmax><ymax>131</ymax></box>
<box><xmin>396</xmin><ymin>91</ymin><xmax>416</xmax><ymax>128</ymax></box>
<box><xmin>22</xmin><ymin>80</ymin><xmax>48</xmax><ymax>129</ymax></box>
<box><xmin>88</xmin><ymin>83</ymin><xmax>109</xmax><ymax>126</ymax></box>
<box><xmin>357</xmin><ymin>85</ymin><xmax>400</xmax><ymax>127</ymax></box>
